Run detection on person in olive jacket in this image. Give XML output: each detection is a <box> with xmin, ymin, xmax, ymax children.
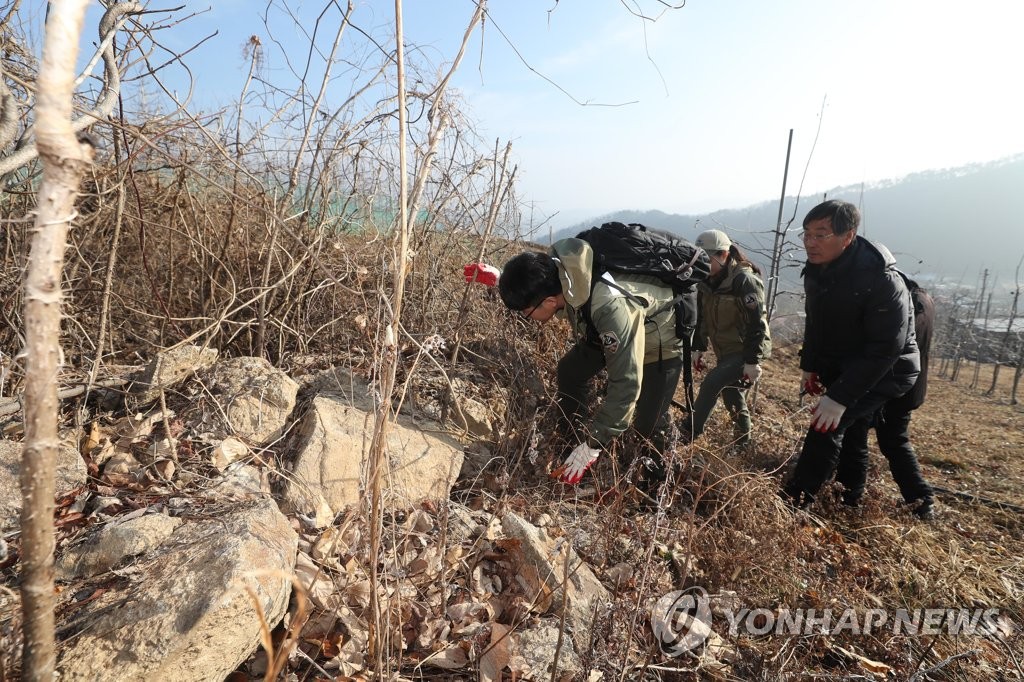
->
<box><xmin>498</xmin><ymin>238</ymin><xmax>684</xmax><ymax>486</ymax></box>
<box><xmin>783</xmin><ymin>200</ymin><xmax>920</xmax><ymax>507</ymax></box>
<box><xmin>687</xmin><ymin>229</ymin><xmax>772</xmax><ymax>446</ymax></box>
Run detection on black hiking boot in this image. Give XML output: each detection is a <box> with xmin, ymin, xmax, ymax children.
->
<box><xmin>906</xmin><ymin>497</ymin><xmax>935</xmax><ymax>520</ymax></box>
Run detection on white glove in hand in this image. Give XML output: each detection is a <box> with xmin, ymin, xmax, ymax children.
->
<box><xmin>742</xmin><ymin>363</ymin><xmax>762</xmax><ymax>384</ymax></box>
<box><xmin>810</xmin><ymin>396</ymin><xmax>846</xmax><ymax>432</ymax></box>
<box><xmin>693</xmin><ymin>351</ymin><xmax>706</xmax><ymax>373</ymax></box>
<box><xmin>560</xmin><ymin>442</ymin><xmax>600</xmax><ymax>484</ymax></box>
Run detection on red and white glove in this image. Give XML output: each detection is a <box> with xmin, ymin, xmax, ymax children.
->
<box><xmin>801</xmin><ymin>371</ymin><xmax>824</xmax><ymax>396</ymax></box>
<box><xmin>742</xmin><ymin>363</ymin><xmax>762</xmax><ymax>384</ymax></box>
<box><xmin>559</xmin><ymin>442</ymin><xmax>600</xmax><ymax>484</ymax></box>
<box><xmin>810</xmin><ymin>396</ymin><xmax>846</xmax><ymax>432</ymax></box>
<box><xmin>463</xmin><ymin>262</ymin><xmax>500</xmax><ymax>287</ymax></box>
<box><xmin>693</xmin><ymin>351</ymin><xmax>706</xmax><ymax>373</ymax></box>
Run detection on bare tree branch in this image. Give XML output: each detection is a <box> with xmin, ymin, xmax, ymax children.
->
<box><xmin>0</xmin><ymin>0</ymin><xmax>141</xmax><ymax>177</ymax></box>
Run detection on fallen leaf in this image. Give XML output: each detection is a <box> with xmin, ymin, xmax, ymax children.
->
<box><xmin>152</xmin><ymin>459</ymin><xmax>175</xmax><ymax>481</ymax></box>
<box><xmin>421</xmin><ymin>645</ymin><xmax>469</xmax><ymax>670</ymax></box>
<box><xmin>81</xmin><ymin>421</ymin><xmax>103</xmax><ymax>456</ymax></box>
<box><xmin>833</xmin><ymin>645</ymin><xmax>892</xmax><ymax>674</ymax></box>
<box><xmin>516</xmin><ymin>563</ymin><xmax>553</xmax><ymax>613</ymax></box>
<box><xmin>480</xmin><ymin>623</ymin><xmax>511</xmax><ymax>682</ymax></box>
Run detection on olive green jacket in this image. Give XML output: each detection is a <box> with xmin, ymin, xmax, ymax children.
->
<box><xmin>694</xmin><ymin>261</ymin><xmax>771</xmax><ymax>364</ymax></box>
<box><xmin>551</xmin><ymin>238</ymin><xmax>681</xmax><ymax>445</ymax></box>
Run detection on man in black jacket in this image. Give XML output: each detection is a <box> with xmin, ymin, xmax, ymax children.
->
<box><xmin>783</xmin><ymin>200</ymin><xmax>921</xmax><ymax>507</ymax></box>
<box><xmin>835</xmin><ymin>278</ymin><xmax>935</xmax><ymax>518</ymax></box>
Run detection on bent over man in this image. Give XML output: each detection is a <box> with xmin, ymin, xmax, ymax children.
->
<box><xmin>783</xmin><ymin>200</ymin><xmax>920</xmax><ymax>506</ymax></box>
<box><xmin>498</xmin><ymin>237</ymin><xmax>686</xmax><ymax>487</ymax></box>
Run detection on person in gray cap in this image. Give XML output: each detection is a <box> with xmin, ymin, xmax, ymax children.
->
<box><xmin>686</xmin><ymin>229</ymin><xmax>772</xmax><ymax>446</ymax></box>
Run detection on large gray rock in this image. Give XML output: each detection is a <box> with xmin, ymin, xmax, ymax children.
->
<box><xmin>57</xmin><ymin>512</ymin><xmax>183</xmax><ymax>580</ymax></box>
<box><xmin>511</xmin><ymin>624</ymin><xmax>582</xmax><ymax>678</ymax></box>
<box><xmin>132</xmin><ymin>344</ymin><xmax>218</xmax><ymax>404</ymax></box>
<box><xmin>501</xmin><ymin>512</ymin><xmax>609</xmax><ymax>655</ymax></box>
<box><xmin>56</xmin><ymin>498</ymin><xmax>298</xmax><ymax>682</ymax></box>
<box><xmin>0</xmin><ymin>439</ymin><xmax>87</xmax><ymax>531</ymax></box>
<box><xmin>200</xmin><ymin>356</ymin><xmax>299</xmax><ymax>445</ymax></box>
<box><xmin>281</xmin><ymin>395</ymin><xmax>463</xmax><ymax>526</ymax></box>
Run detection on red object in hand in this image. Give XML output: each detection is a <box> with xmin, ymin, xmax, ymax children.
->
<box><xmin>464</xmin><ymin>262</ymin><xmax>500</xmax><ymax>287</ymax></box>
<box><xmin>802</xmin><ymin>371</ymin><xmax>825</xmax><ymax>397</ymax></box>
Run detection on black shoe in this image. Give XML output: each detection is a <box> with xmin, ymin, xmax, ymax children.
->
<box><xmin>780</xmin><ymin>485</ymin><xmax>813</xmax><ymax>509</ymax></box>
<box><xmin>908</xmin><ymin>497</ymin><xmax>934</xmax><ymax>520</ymax></box>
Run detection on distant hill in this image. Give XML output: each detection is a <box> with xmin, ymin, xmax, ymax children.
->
<box><xmin>549</xmin><ymin>155</ymin><xmax>1024</xmax><ymax>286</ymax></box>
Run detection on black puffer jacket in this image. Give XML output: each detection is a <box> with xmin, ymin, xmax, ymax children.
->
<box><xmin>800</xmin><ymin>236</ymin><xmax>920</xmax><ymax>407</ymax></box>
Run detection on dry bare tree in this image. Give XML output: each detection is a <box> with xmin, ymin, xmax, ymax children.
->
<box><xmin>18</xmin><ymin>2</ymin><xmax>96</xmax><ymax>678</ymax></box>
<box><xmin>986</xmin><ymin>255</ymin><xmax>1022</xmax><ymax>396</ymax></box>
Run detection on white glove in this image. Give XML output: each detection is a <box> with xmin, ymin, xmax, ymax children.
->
<box><xmin>560</xmin><ymin>442</ymin><xmax>600</xmax><ymax>484</ymax></box>
<box><xmin>742</xmin><ymin>363</ymin><xmax>762</xmax><ymax>384</ymax></box>
<box><xmin>693</xmin><ymin>351</ymin><xmax>706</xmax><ymax>373</ymax></box>
<box><xmin>810</xmin><ymin>396</ymin><xmax>846</xmax><ymax>432</ymax></box>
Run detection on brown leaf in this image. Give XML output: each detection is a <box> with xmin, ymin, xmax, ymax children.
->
<box><xmin>493</xmin><ymin>538</ymin><xmax>522</xmax><ymax>553</ymax></box>
<box><xmin>516</xmin><ymin>563</ymin><xmax>553</xmax><ymax>613</ymax></box>
<box><xmin>81</xmin><ymin>421</ymin><xmax>103</xmax><ymax>456</ymax></box>
<box><xmin>422</xmin><ymin>645</ymin><xmax>469</xmax><ymax>669</ymax></box>
<box><xmin>55</xmin><ymin>511</ymin><xmax>86</xmax><ymax>528</ymax></box>
<box><xmin>152</xmin><ymin>459</ymin><xmax>175</xmax><ymax>481</ymax></box>
<box><xmin>833</xmin><ymin>645</ymin><xmax>892</xmax><ymax>674</ymax></box>
<box><xmin>480</xmin><ymin>623</ymin><xmax>511</xmax><ymax>682</ymax></box>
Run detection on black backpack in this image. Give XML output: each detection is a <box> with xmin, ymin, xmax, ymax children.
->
<box><xmin>575</xmin><ymin>222</ymin><xmax>712</xmax><ymax>401</ymax></box>
<box><xmin>895</xmin><ymin>271</ymin><xmax>935</xmax><ymax>410</ymax></box>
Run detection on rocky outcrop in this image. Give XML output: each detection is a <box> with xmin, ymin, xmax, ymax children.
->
<box><xmin>132</xmin><ymin>344</ymin><xmax>218</xmax><ymax>404</ymax></box>
<box><xmin>56</xmin><ymin>511</ymin><xmax>182</xmax><ymax>580</ymax></box>
<box><xmin>192</xmin><ymin>356</ymin><xmax>299</xmax><ymax>445</ymax></box>
<box><xmin>280</xmin><ymin>395</ymin><xmax>464</xmax><ymax>526</ymax></box>
<box><xmin>56</xmin><ymin>498</ymin><xmax>297</xmax><ymax>682</ymax></box>
<box><xmin>501</xmin><ymin>512</ymin><xmax>610</xmax><ymax>655</ymax></box>
<box><xmin>0</xmin><ymin>439</ymin><xmax>87</xmax><ymax>531</ymax></box>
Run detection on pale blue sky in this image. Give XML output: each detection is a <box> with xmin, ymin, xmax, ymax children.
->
<box><xmin>78</xmin><ymin>0</ymin><xmax>1024</xmax><ymax>227</ymax></box>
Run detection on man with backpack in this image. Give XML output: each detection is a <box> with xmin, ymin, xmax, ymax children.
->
<box><xmin>497</xmin><ymin>224</ymin><xmax>709</xmax><ymax>487</ymax></box>
<box><xmin>782</xmin><ymin>200</ymin><xmax>921</xmax><ymax>509</ymax></box>
<box><xmin>834</xmin><ymin>276</ymin><xmax>936</xmax><ymax>518</ymax></box>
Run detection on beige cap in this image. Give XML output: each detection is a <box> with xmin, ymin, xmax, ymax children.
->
<box><xmin>695</xmin><ymin>229</ymin><xmax>732</xmax><ymax>255</ymax></box>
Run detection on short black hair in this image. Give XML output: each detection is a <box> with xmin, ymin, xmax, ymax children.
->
<box><xmin>497</xmin><ymin>251</ymin><xmax>561</xmax><ymax>311</ymax></box>
<box><xmin>803</xmin><ymin>199</ymin><xmax>860</xmax><ymax>235</ymax></box>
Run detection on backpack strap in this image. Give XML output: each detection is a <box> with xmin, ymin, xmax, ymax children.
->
<box><xmin>681</xmin><ymin>332</ymin><xmax>695</xmax><ymax>411</ymax></box>
<box><xmin>580</xmin><ymin>271</ymin><xmax>646</xmax><ymax>344</ymax></box>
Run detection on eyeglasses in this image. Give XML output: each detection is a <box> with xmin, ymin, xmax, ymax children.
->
<box><xmin>800</xmin><ymin>230</ymin><xmax>837</xmax><ymax>243</ymax></box>
<box><xmin>518</xmin><ymin>303</ymin><xmax>538</xmax><ymax>319</ymax></box>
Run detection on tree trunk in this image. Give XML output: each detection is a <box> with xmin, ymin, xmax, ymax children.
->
<box><xmin>19</xmin><ymin>1</ymin><xmax>93</xmax><ymax>678</ymax></box>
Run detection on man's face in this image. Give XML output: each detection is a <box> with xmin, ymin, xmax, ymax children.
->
<box><xmin>802</xmin><ymin>217</ymin><xmax>856</xmax><ymax>265</ymax></box>
<box><xmin>520</xmin><ymin>295</ymin><xmax>559</xmax><ymax>323</ymax></box>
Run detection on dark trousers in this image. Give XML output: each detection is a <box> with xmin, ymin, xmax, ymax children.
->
<box><xmin>835</xmin><ymin>404</ymin><xmax>933</xmax><ymax>504</ymax></box>
<box><xmin>783</xmin><ymin>389</ymin><xmax>894</xmax><ymax>504</ymax></box>
<box><xmin>689</xmin><ymin>353</ymin><xmax>751</xmax><ymax>443</ymax></box>
<box><xmin>556</xmin><ymin>341</ymin><xmax>682</xmax><ymax>459</ymax></box>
